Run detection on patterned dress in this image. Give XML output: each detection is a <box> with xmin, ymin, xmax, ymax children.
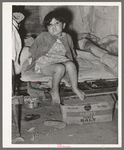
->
<box><xmin>35</xmin><ymin>38</ymin><xmax>69</xmax><ymax>73</ymax></box>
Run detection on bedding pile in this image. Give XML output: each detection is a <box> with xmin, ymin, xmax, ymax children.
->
<box><xmin>76</xmin><ymin>33</ymin><xmax>118</xmax><ymax>82</ymax></box>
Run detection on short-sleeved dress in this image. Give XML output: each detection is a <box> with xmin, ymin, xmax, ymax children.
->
<box><xmin>35</xmin><ymin>38</ymin><xmax>69</xmax><ymax>73</ymax></box>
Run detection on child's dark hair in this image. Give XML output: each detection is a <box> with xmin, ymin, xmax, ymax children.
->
<box><xmin>43</xmin><ymin>10</ymin><xmax>67</xmax><ymax>29</ymax></box>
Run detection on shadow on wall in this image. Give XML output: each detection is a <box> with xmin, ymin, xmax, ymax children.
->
<box><xmin>17</xmin><ymin>6</ymin><xmax>85</xmax><ymax>46</ymax></box>
<box><xmin>22</xmin><ymin>6</ymin><xmax>44</xmax><ymax>37</ymax></box>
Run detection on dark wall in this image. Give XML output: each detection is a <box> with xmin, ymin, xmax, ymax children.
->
<box><xmin>21</xmin><ymin>6</ymin><xmax>43</xmax><ymax>37</ymax></box>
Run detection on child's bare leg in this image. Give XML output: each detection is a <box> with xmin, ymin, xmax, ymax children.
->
<box><xmin>64</xmin><ymin>61</ymin><xmax>85</xmax><ymax>100</ymax></box>
<box><xmin>41</xmin><ymin>64</ymin><xmax>65</xmax><ymax>103</ymax></box>
<box><xmin>51</xmin><ymin>64</ymin><xmax>66</xmax><ymax>103</ymax></box>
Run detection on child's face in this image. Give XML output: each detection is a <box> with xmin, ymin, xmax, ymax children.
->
<box><xmin>47</xmin><ymin>18</ymin><xmax>66</xmax><ymax>37</ymax></box>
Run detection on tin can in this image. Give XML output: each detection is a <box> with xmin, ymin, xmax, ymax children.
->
<box><xmin>28</xmin><ymin>102</ymin><xmax>34</xmax><ymax>108</ymax></box>
<box><xmin>34</xmin><ymin>102</ymin><xmax>38</xmax><ymax>108</ymax></box>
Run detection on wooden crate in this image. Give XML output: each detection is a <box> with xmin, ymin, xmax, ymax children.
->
<box><xmin>60</xmin><ymin>94</ymin><xmax>115</xmax><ymax>124</ymax></box>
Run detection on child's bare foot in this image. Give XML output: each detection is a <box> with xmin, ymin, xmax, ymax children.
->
<box><xmin>72</xmin><ymin>88</ymin><xmax>85</xmax><ymax>101</ymax></box>
<box><xmin>50</xmin><ymin>90</ymin><xmax>60</xmax><ymax>104</ymax></box>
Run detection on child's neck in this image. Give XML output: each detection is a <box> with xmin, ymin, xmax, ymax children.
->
<box><xmin>56</xmin><ymin>32</ymin><xmax>65</xmax><ymax>38</ymax></box>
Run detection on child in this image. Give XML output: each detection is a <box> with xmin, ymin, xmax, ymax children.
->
<box><xmin>25</xmin><ymin>10</ymin><xmax>85</xmax><ymax>103</ymax></box>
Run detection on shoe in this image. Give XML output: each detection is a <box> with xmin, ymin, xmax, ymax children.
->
<box><xmin>24</xmin><ymin>114</ymin><xmax>40</xmax><ymax>121</ymax></box>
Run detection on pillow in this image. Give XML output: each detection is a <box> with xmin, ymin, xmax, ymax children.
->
<box><xmin>77</xmin><ymin>33</ymin><xmax>100</xmax><ymax>43</ymax></box>
<box><xmin>76</xmin><ymin>33</ymin><xmax>100</xmax><ymax>50</ymax></box>
<box><xmin>98</xmin><ymin>35</ymin><xmax>118</xmax><ymax>56</ymax></box>
<box><xmin>76</xmin><ymin>50</ymin><xmax>100</xmax><ymax>61</ymax></box>
<box><xmin>84</xmin><ymin>40</ymin><xmax>108</xmax><ymax>58</ymax></box>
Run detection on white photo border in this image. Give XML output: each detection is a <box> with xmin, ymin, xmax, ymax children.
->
<box><xmin>2</xmin><ymin>2</ymin><xmax>122</xmax><ymax>148</ymax></box>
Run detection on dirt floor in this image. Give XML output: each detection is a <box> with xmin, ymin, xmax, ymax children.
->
<box><xmin>12</xmin><ymin>98</ymin><xmax>118</xmax><ymax>146</ymax></box>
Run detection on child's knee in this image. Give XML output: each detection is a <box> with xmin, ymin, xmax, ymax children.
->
<box><xmin>55</xmin><ymin>64</ymin><xmax>65</xmax><ymax>74</ymax></box>
<box><xmin>66</xmin><ymin>61</ymin><xmax>75</xmax><ymax>69</ymax></box>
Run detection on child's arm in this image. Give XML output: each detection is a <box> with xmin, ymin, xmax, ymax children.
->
<box><xmin>67</xmin><ymin>34</ymin><xmax>77</xmax><ymax>60</ymax></box>
<box><xmin>25</xmin><ymin>32</ymin><xmax>49</xmax><ymax>68</ymax></box>
<box><xmin>70</xmin><ymin>37</ymin><xmax>77</xmax><ymax>59</ymax></box>
<box><xmin>28</xmin><ymin>32</ymin><xmax>47</xmax><ymax>57</ymax></box>
<box><xmin>28</xmin><ymin>39</ymin><xmax>38</xmax><ymax>56</ymax></box>
<box><xmin>20</xmin><ymin>47</ymin><xmax>32</xmax><ymax>65</ymax></box>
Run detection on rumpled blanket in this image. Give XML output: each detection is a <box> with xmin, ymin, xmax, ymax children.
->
<box><xmin>76</xmin><ymin>50</ymin><xmax>117</xmax><ymax>82</ymax></box>
<box><xmin>76</xmin><ymin>33</ymin><xmax>118</xmax><ymax>79</ymax></box>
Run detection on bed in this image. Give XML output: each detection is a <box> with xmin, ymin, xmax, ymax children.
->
<box><xmin>20</xmin><ymin>33</ymin><xmax>118</xmax><ymax>96</ymax></box>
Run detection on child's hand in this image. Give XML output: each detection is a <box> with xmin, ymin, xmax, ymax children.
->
<box><xmin>28</xmin><ymin>57</ymin><xmax>32</xmax><ymax>65</ymax></box>
<box><xmin>24</xmin><ymin>37</ymin><xmax>34</xmax><ymax>47</ymax></box>
<box><xmin>20</xmin><ymin>47</ymin><xmax>31</xmax><ymax>65</ymax></box>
